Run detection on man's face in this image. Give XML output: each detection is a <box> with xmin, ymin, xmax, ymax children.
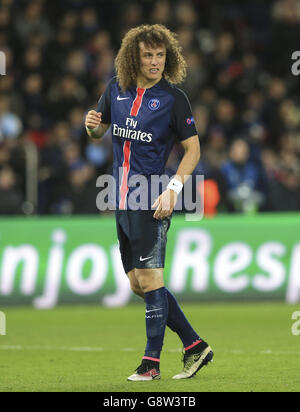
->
<box><xmin>138</xmin><ymin>42</ymin><xmax>166</xmax><ymax>84</ymax></box>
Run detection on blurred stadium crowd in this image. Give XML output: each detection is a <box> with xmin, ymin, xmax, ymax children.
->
<box><xmin>1</xmin><ymin>0</ymin><xmax>300</xmax><ymax>215</ymax></box>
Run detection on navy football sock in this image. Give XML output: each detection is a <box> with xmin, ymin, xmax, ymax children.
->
<box><xmin>166</xmin><ymin>288</ymin><xmax>201</xmax><ymax>349</ymax></box>
<box><xmin>143</xmin><ymin>287</ymin><xmax>168</xmax><ymax>361</ymax></box>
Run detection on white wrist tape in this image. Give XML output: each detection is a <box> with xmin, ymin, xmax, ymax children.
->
<box><xmin>167</xmin><ymin>178</ymin><xmax>183</xmax><ymax>195</ymax></box>
<box><xmin>86</xmin><ymin>124</ymin><xmax>101</xmax><ymax>132</ymax></box>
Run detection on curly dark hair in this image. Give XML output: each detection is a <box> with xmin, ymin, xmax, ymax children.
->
<box><xmin>115</xmin><ymin>24</ymin><xmax>187</xmax><ymax>91</ymax></box>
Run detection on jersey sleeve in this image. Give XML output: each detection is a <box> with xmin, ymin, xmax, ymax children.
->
<box><xmin>170</xmin><ymin>88</ymin><xmax>197</xmax><ymax>142</ymax></box>
<box><xmin>96</xmin><ymin>78</ymin><xmax>114</xmax><ymax>124</ymax></box>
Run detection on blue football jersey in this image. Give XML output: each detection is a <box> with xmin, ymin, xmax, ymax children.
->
<box><xmin>97</xmin><ymin>76</ymin><xmax>197</xmax><ymax>210</ymax></box>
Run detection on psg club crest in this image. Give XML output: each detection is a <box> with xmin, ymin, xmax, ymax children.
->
<box><xmin>186</xmin><ymin>117</ymin><xmax>195</xmax><ymax>125</ymax></box>
<box><xmin>148</xmin><ymin>98</ymin><xmax>160</xmax><ymax>111</ymax></box>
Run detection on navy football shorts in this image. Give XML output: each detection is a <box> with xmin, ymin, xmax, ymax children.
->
<box><xmin>115</xmin><ymin>210</ymin><xmax>171</xmax><ymax>274</ymax></box>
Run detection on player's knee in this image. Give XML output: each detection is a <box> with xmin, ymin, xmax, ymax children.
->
<box><xmin>135</xmin><ymin>269</ymin><xmax>164</xmax><ymax>293</ymax></box>
<box><xmin>137</xmin><ymin>276</ymin><xmax>163</xmax><ymax>294</ymax></box>
<box><xmin>136</xmin><ymin>278</ymin><xmax>150</xmax><ymax>294</ymax></box>
<box><xmin>130</xmin><ymin>282</ymin><xmax>144</xmax><ymax>298</ymax></box>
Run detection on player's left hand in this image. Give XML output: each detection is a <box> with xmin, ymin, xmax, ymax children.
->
<box><xmin>152</xmin><ymin>189</ymin><xmax>177</xmax><ymax>220</ymax></box>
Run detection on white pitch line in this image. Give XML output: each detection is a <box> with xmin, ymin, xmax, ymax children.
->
<box><xmin>0</xmin><ymin>345</ymin><xmax>104</xmax><ymax>352</ymax></box>
<box><xmin>0</xmin><ymin>346</ymin><xmax>180</xmax><ymax>353</ymax></box>
<box><xmin>0</xmin><ymin>345</ymin><xmax>300</xmax><ymax>355</ymax></box>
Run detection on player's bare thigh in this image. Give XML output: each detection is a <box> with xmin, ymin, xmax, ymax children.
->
<box><xmin>127</xmin><ymin>268</ymin><xmax>164</xmax><ymax>295</ymax></box>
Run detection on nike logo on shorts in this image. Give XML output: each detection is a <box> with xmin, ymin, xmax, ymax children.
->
<box><xmin>139</xmin><ymin>256</ymin><xmax>153</xmax><ymax>261</ymax></box>
<box><xmin>117</xmin><ymin>96</ymin><xmax>130</xmax><ymax>101</ymax></box>
<box><xmin>145</xmin><ymin>308</ymin><xmax>163</xmax><ymax>313</ymax></box>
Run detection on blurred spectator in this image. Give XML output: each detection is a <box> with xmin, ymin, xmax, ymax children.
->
<box><xmin>65</xmin><ymin>49</ymin><xmax>87</xmax><ymax>79</ymax></box>
<box><xmin>212</xmin><ymin>99</ymin><xmax>240</xmax><ymax>143</ymax></box>
<box><xmin>117</xmin><ymin>2</ymin><xmax>143</xmax><ymax>39</ymax></box>
<box><xmin>0</xmin><ymin>74</ymin><xmax>23</xmax><ymax>115</ymax></box>
<box><xmin>221</xmin><ymin>138</ymin><xmax>266</xmax><ymax>213</ymax></box>
<box><xmin>0</xmin><ymin>165</ymin><xmax>23</xmax><ymax>214</ymax></box>
<box><xmin>149</xmin><ymin>0</ymin><xmax>173</xmax><ymax>27</ymax></box>
<box><xmin>38</xmin><ymin>122</ymin><xmax>70</xmax><ymax>214</ymax></box>
<box><xmin>85</xmin><ymin>137</ymin><xmax>112</xmax><ymax>175</ymax></box>
<box><xmin>66</xmin><ymin>163</ymin><xmax>99</xmax><ymax>214</ymax></box>
<box><xmin>68</xmin><ymin>106</ymin><xmax>85</xmax><ymax>141</ymax></box>
<box><xmin>175</xmin><ymin>1</ymin><xmax>199</xmax><ymax>28</ymax></box>
<box><xmin>0</xmin><ymin>94</ymin><xmax>22</xmax><ymax>141</ymax></box>
<box><xmin>180</xmin><ymin>50</ymin><xmax>207</xmax><ymax>102</ymax></box>
<box><xmin>262</xmin><ymin>77</ymin><xmax>287</xmax><ymax>143</ymax></box>
<box><xmin>48</xmin><ymin>75</ymin><xmax>87</xmax><ymax>120</ymax></box>
<box><xmin>80</xmin><ymin>7</ymin><xmax>100</xmax><ymax>36</ymax></box>
<box><xmin>269</xmin><ymin>0</ymin><xmax>300</xmax><ymax>75</ymax></box>
<box><xmin>63</xmin><ymin>141</ymin><xmax>85</xmax><ymax>170</ymax></box>
<box><xmin>14</xmin><ymin>0</ymin><xmax>52</xmax><ymax>44</ymax></box>
<box><xmin>269</xmin><ymin>164</ymin><xmax>300</xmax><ymax>211</ymax></box>
<box><xmin>203</xmin><ymin>127</ymin><xmax>228</xmax><ymax>171</ymax></box>
<box><xmin>21</xmin><ymin>73</ymin><xmax>48</xmax><ymax>130</ymax></box>
<box><xmin>266</xmin><ymin>132</ymin><xmax>300</xmax><ymax>211</ymax></box>
<box><xmin>22</xmin><ymin>46</ymin><xmax>43</xmax><ymax>77</ymax></box>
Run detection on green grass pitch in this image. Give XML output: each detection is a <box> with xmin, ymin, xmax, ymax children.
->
<box><xmin>0</xmin><ymin>302</ymin><xmax>300</xmax><ymax>392</ymax></box>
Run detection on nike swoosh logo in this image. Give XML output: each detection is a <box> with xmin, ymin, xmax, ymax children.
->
<box><xmin>146</xmin><ymin>308</ymin><xmax>163</xmax><ymax>313</ymax></box>
<box><xmin>117</xmin><ymin>96</ymin><xmax>130</xmax><ymax>101</ymax></box>
<box><xmin>139</xmin><ymin>256</ymin><xmax>153</xmax><ymax>261</ymax></box>
<box><xmin>193</xmin><ymin>355</ymin><xmax>202</xmax><ymax>362</ymax></box>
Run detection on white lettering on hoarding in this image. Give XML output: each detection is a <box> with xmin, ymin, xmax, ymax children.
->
<box><xmin>34</xmin><ymin>230</ymin><xmax>66</xmax><ymax>309</ymax></box>
<box><xmin>0</xmin><ymin>311</ymin><xmax>5</xmax><ymax>335</ymax></box>
<box><xmin>0</xmin><ymin>246</ymin><xmax>38</xmax><ymax>295</ymax></box>
<box><xmin>0</xmin><ymin>229</ymin><xmax>300</xmax><ymax>307</ymax></box>
<box><xmin>252</xmin><ymin>242</ymin><xmax>286</xmax><ymax>292</ymax></box>
<box><xmin>66</xmin><ymin>244</ymin><xmax>108</xmax><ymax>295</ymax></box>
<box><xmin>214</xmin><ymin>243</ymin><xmax>252</xmax><ymax>292</ymax></box>
<box><xmin>102</xmin><ymin>244</ymin><xmax>132</xmax><ymax>307</ymax></box>
<box><xmin>286</xmin><ymin>243</ymin><xmax>300</xmax><ymax>304</ymax></box>
<box><xmin>291</xmin><ymin>311</ymin><xmax>300</xmax><ymax>336</ymax></box>
<box><xmin>169</xmin><ymin>229</ymin><xmax>211</xmax><ymax>293</ymax></box>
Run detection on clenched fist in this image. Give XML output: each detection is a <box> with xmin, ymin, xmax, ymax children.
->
<box><xmin>85</xmin><ymin>110</ymin><xmax>102</xmax><ymax>130</ymax></box>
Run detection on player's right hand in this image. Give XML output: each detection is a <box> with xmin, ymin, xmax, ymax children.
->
<box><xmin>85</xmin><ymin>110</ymin><xmax>102</xmax><ymax>130</ymax></box>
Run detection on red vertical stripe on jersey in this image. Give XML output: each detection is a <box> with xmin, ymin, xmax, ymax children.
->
<box><xmin>119</xmin><ymin>141</ymin><xmax>131</xmax><ymax>210</ymax></box>
<box><xmin>130</xmin><ymin>88</ymin><xmax>146</xmax><ymax>117</ymax></box>
<box><xmin>119</xmin><ymin>88</ymin><xmax>144</xmax><ymax>208</ymax></box>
